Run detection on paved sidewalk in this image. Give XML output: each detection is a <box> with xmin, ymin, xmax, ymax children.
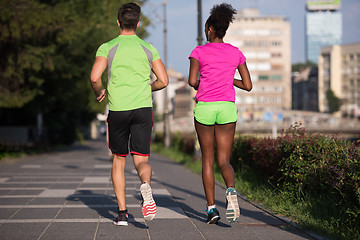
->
<box><xmin>0</xmin><ymin>139</ymin><xmax>319</xmax><ymax>239</ymax></box>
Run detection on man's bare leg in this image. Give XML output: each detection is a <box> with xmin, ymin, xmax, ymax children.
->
<box><xmin>112</xmin><ymin>155</ymin><xmax>127</xmax><ymax>211</ymax></box>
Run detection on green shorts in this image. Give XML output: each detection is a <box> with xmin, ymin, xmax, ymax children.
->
<box><xmin>194</xmin><ymin>101</ymin><xmax>238</xmax><ymax>125</ymax></box>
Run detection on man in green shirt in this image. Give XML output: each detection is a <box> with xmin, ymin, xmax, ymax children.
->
<box><xmin>90</xmin><ymin>2</ymin><xmax>168</xmax><ymax>226</ymax></box>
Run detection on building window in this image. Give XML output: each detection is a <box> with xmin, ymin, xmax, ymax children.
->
<box><xmin>274</xmin><ymin>86</ymin><xmax>282</xmax><ymax>92</ymax></box>
<box><xmin>272</xmin><ymin>64</ymin><xmax>283</xmax><ymax>70</ymax></box>
<box><xmin>271</xmin><ymin>75</ymin><xmax>282</xmax><ymax>81</ymax></box>
<box><xmin>271</xmin><ymin>29</ymin><xmax>282</xmax><ymax>36</ymax></box>
<box><xmin>272</xmin><ymin>41</ymin><xmax>281</xmax><ymax>47</ymax></box>
<box><xmin>245</xmin><ymin>41</ymin><xmax>256</xmax><ymax>47</ymax></box>
<box><xmin>259</xmin><ymin>41</ymin><xmax>269</xmax><ymax>47</ymax></box>
<box><xmin>271</xmin><ymin>52</ymin><xmax>282</xmax><ymax>58</ymax></box>
<box><xmin>259</xmin><ymin>75</ymin><xmax>269</xmax><ymax>81</ymax></box>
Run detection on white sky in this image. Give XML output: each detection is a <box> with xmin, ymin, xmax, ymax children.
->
<box><xmin>142</xmin><ymin>0</ymin><xmax>360</xmax><ymax>75</ymax></box>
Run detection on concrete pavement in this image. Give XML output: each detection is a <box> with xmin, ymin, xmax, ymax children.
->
<box><xmin>0</xmin><ymin>139</ymin><xmax>321</xmax><ymax>239</ymax></box>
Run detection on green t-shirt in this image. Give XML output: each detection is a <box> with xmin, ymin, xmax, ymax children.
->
<box><xmin>96</xmin><ymin>35</ymin><xmax>160</xmax><ymax>111</ymax></box>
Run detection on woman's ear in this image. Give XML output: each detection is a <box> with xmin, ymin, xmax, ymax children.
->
<box><xmin>209</xmin><ymin>25</ymin><xmax>215</xmax><ymax>33</ymax></box>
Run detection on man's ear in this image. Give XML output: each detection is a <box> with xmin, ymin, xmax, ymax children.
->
<box><xmin>117</xmin><ymin>20</ymin><xmax>120</xmax><ymax>27</ymax></box>
<box><xmin>137</xmin><ymin>21</ymin><xmax>140</xmax><ymax>28</ymax></box>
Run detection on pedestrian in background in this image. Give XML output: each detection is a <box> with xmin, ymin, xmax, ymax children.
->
<box><xmin>188</xmin><ymin>3</ymin><xmax>252</xmax><ymax>224</ymax></box>
<box><xmin>90</xmin><ymin>2</ymin><xmax>168</xmax><ymax>226</ymax></box>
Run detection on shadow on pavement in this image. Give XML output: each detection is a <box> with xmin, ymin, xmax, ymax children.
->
<box><xmin>66</xmin><ymin>190</ymin><xmax>148</xmax><ymax>229</ymax></box>
<box><xmin>155</xmin><ymin>180</ymin><xmax>311</xmax><ymax>237</ymax></box>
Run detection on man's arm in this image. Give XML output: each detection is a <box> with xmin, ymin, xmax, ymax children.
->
<box><xmin>151</xmin><ymin>59</ymin><xmax>169</xmax><ymax>91</ymax></box>
<box><xmin>90</xmin><ymin>56</ymin><xmax>107</xmax><ymax>102</ymax></box>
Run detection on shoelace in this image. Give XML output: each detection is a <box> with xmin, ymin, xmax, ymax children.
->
<box><xmin>203</xmin><ymin>208</ymin><xmax>214</xmax><ymax>214</ymax></box>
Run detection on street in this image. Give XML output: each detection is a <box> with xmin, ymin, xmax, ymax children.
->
<box><xmin>0</xmin><ymin>139</ymin><xmax>321</xmax><ymax>239</ymax></box>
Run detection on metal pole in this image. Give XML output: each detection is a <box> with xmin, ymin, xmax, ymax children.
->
<box><xmin>194</xmin><ymin>0</ymin><xmax>203</xmax><ymax>160</ymax></box>
<box><xmin>163</xmin><ymin>0</ymin><xmax>170</xmax><ymax>147</ymax></box>
<box><xmin>197</xmin><ymin>0</ymin><xmax>203</xmax><ymax>46</ymax></box>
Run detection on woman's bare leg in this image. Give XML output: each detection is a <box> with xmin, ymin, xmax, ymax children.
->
<box><xmin>195</xmin><ymin>120</ymin><xmax>216</xmax><ymax>206</ymax></box>
<box><xmin>214</xmin><ymin>122</ymin><xmax>236</xmax><ymax>188</ymax></box>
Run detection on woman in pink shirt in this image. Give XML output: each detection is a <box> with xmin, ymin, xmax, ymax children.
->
<box><xmin>188</xmin><ymin>3</ymin><xmax>252</xmax><ymax>224</ymax></box>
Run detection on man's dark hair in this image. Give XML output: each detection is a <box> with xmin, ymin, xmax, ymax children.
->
<box><xmin>118</xmin><ymin>3</ymin><xmax>141</xmax><ymax>30</ymax></box>
<box><xmin>206</xmin><ymin>3</ymin><xmax>236</xmax><ymax>39</ymax></box>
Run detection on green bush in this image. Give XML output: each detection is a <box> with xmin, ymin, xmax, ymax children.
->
<box><xmin>231</xmin><ymin>124</ymin><xmax>360</xmax><ymax>238</ymax></box>
<box><xmin>154</xmin><ymin>132</ymin><xmax>195</xmax><ymax>155</ymax></box>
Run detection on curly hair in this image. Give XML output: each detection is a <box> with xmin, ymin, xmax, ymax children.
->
<box><xmin>205</xmin><ymin>3</ymin><xmax>236</xmax><ymax>39</ymax></box>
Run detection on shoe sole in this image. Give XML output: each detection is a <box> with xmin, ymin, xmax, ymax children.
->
<box><xmin>207</xmin><ymin>215</ymin><xmax>220</xmax><ymax>224</ymax></box>
<box><xmin>140</xmin><ymin>184</ymin><xmax>156</xmax><ymax>221</ymax></box>
<box><xmin>142</xmin><ymin>202</ymin><xmax>156</xmax><ymax>220</ymax></box>
<box><xmin>113</xmin><ymin>221</ymin><xmax>128</xmax><ymax>226</ymax></box>
<box><xmin>226</xmin><ymin>188</ymin><xmax>240</xmax><ymax>223</ymax></box>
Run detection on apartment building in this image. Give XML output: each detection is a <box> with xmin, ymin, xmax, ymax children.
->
<box><xmin>224</xmin><ymin>8</ymin><xmax>291</xmax><ymax>113</ymax></box>
<box><xmin>319</xmin><ymin>43</ymin><xmax>360</xmax><ymax>117</ymax></box>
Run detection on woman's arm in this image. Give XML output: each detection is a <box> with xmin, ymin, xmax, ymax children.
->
<box><xmin>234</xmin><ymin>62</ymin><xmax>252</xmax><ymax>92</ymax></box>
<box><xmin>188</xmin><ymin>57</ymin><xmax>200</xmax><ymax>90</ymax></box>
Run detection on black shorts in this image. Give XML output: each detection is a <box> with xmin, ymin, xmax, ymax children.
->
<box><xmin>107</xmin><ymin>107</ymin><xmax>152</xmax><ymax>156</ymax></box>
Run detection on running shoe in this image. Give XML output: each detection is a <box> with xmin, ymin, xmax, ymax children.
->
<box><xmin>204</xmin><ymin>207</ymin><xmax>221</xmax><ymax>224</ymax></box>
<box><xmin>225</xmin><ymin>187</ymin><xmax>240</xmax><ymax>222</ymax></box>
<box><xmin>140</xmin><ymin>183</ymin><xmax>156</xmax><ymax>221</ymax></box>
<box><xmin>113</xmin><ymin>209</ymin><xmax>128</xmax><ymax>226</ymax></box>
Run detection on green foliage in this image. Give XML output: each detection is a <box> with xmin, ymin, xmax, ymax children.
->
<box><xmin>231</xmin><ymin>124</ymin><xmax>360</xmax><ymax>239</ymax></box>
<box><xmin>154</xmin><ymin>132</ymin><xmax>195</xmax><ymax>155</ymax></box>
<box><xmin>0</xmin><ymin>0</ymin><xmax>150</xmax><ymax>144</ymax></box>
<box><xmin>326</xmin><ymin>89</ymin><xmax>342</xmax><ymax>113</ymax></box>
<box><xmin>292</xmin><ymin>61</ymin><xmax>318</xmax><ymax>72</ymax></box>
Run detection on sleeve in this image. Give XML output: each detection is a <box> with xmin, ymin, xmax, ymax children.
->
<box><xmin>150</xmin><ymin>44</ymin><xmax>161</xmax><ymax>61</ymax></box>
<box><xmin>95</xmin><ymin>43</ymin><xmax>108</xmax><ymax>58</ymax></box>
<box><xmin>238</xmin><ymin>49</ymin><xmax>246</xmax><ymax>66</ymax></box>
<box><xmin>189</xmin><ymin>47</ymin><xmax>200</xmax><ymax>62</ymax></box>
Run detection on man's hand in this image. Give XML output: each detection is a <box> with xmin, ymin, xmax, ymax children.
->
<box><xmin>96</xmin><ymin>89</ymin><xmax>106</xmax><ymax>102</ymax></box>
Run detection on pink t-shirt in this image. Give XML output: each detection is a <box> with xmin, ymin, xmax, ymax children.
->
<box><xmin>189</xmin><ymin>43</ymin><xmax>246</xmax><ymax>102</ymax></box>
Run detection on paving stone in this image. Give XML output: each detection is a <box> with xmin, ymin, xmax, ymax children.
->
<box><xmin>96</xmin><ymin>222</ymin><xmax>149</xmax><ymax>240</ymax></box>
<box><xmin>40</xmin><ymin>222</ymin><xmax>98</xmax><ymax>240</ymax></box>
<box><xmin>0</xmin><ymin>223</ymin><xmax>48</xmax><ymax>239</ymax></box>
<box><xmin>56</xmin><ymin>208</ymin><xmax>101</xmax><ymax>219</ymax></box>
<box><xmin>0</xmin><ymin>208</ymin><xmax>20</xmax><ymax>219</ymax></box>
<box><xmin>38</xmin><ymin>189</ymin><xmax>75</xmax><ymax>198</ymax></box>
<box><xmin>11</xmin><ymin>208</ymin><xmax>60</xmax><ymax>219</ymax></box>
<box><xmin>28</xmin><ymin>197</ymin><xmax>67</xmax><ymax>205</ymax></box>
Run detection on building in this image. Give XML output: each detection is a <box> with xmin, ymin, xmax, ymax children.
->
<box><xmin>173</xmin><ymin>84</ymin><xmax>193</xmax><ymax>119</ymax></box>
<box><xmin>318</xmin><ymin>43</ymin><xmax>360</xmax><ymax>117</ymax></box>
<box><xmin>305</xmin><ymin>0</ymin><xmax>342</xmax><ymax>64</ymax></box>
<box><xmin>152</xmin><ymin>68</ymin><xmax>193</xmax><ymax>119</ymax></box>
<box><xmin>224</xmin><ymin>8</ymin><xmax>291</xmax><ymax>114</ymax></box>
<box><xmin>292</xmin><ymin>67</ymin><xmax>319</xmax><ymax>112</ymax></box>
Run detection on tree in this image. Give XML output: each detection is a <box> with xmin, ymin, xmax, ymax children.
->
<box><xmin>326</xmin><ymin>89</ymin><xmax>341</xmax><ymax>114</ymax></box>
<box><xmin>292</xmin><ymin>61</ymin><xmax>318</xmax><ymax>72</ymax></box>
<box><xmin>0</xmin><ymin>0</ymin><xmax>150</xmax><ymax>144</ymax></box>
